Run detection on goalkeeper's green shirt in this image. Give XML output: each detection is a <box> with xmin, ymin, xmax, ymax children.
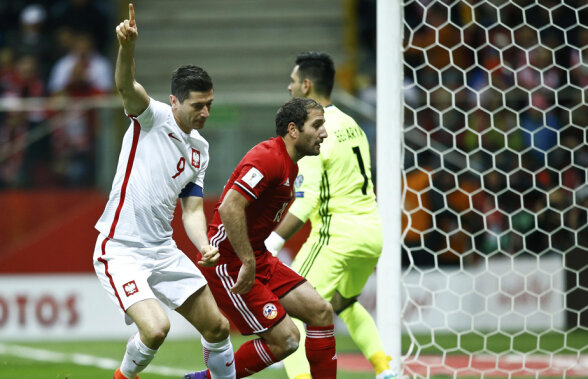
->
<box><xmin>288</xmin><ymin>105</ymin><xmax>382</xmax><ymax>258</ymax></box>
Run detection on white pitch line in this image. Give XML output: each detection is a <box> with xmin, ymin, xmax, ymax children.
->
<box><xmin>0</xmin><ymin>343</ymin><xmax>189</xmax><ymax>376</ymax></box>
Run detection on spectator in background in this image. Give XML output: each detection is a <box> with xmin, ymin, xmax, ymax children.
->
<box><xmin>48</xmin><ymin>0</ymin><xmax>111</xmax><ymax>55</ymax></box>
<box><xmin>0</xmin><ymin>48</ymin><xmax>16</xmax><ymax>186</ymax></box>
<box><xmin>0</xmin><ymin>48</ymin><xmax>15</xmax><ymax>97</ymax></box>
<box><xmin>48</xmin><ymin>32</ymin><xmax>112</xmax><ymax>95</ymax></box>
<box><xmin>9</xmin><ymin>55</ymin><xmax>45</xmax><ymax>105</ymax></box>
<box><xmin>14</xmin><ymin>54</ymin><xmax>55</xmax><ymax>187</ymax></box>
<box><xmin>0</xmin><ymin>107</ymin><xmax>27</xmax><ymax>188</ymax></box>
<box><xmin>47</xmin><ymin>32</ymin><xmax>112</xmax><ymax>187</ymax></box>
<box><xmin>5</xmin><ymin>4</ymin><xmax>53</xmax><ymax>82</ymax></box>
<box><xmin>0</xmin><ymin>52</ymin><xmax>49</xmax><ymax>188</ymax></box>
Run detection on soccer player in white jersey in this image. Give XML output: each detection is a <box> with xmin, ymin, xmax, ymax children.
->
<box><xmin>92</xmin><ymin>4</ymin><xmax>235</xmax><ymax>379</ymax></box>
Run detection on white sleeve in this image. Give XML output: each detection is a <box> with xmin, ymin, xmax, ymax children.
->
<box><xmin>134</xmin><ymin>98</ymin><xmax>168</xmax><ymax>131</ymax></box>
<box><xmin>193</xmin><ymin>147</ymin><xmax>208</xmax><ymax>189</ymax></box>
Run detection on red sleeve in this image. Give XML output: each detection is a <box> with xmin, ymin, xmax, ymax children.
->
<box><xmin>231</xmin><ymin>153</ymin><xmax>281</xmax><ymax>201</ymax></box>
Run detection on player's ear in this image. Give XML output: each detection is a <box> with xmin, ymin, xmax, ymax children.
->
<box><xmin>302</xmin><ymin>78</ymin><xmax>311</xmax><ymax>95</ymax></box>
<box><xmin>288</xmin><ymin>122</ymin><xmax>298</xmax><ymax>138</ymax></box>
<box><xmin>170</xmin><ymin>94</ymin><xmax>178</xmax><ymax>109</ymax></box>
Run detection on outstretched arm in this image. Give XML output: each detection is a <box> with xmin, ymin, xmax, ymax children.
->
<box><xmin>115</xmin><ymin>3</ymin><xmax>149</xmax><ymax>116</ymax></box>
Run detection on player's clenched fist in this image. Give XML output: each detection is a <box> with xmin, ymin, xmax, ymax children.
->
<box><xmin>198</xmin><ymin>245</ymin><xmax>221</xmax><ymax>267</ymax></box>
<box><xmin>116</xmin><ymin>3</ymin><xmax>138</xmax><ymax>46</ymax></box>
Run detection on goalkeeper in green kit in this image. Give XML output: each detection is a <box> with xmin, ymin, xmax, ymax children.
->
<box><xmin>265</xmin><ymin>51</ymin><xmax>396</xmax><ymax>379</ymax></box>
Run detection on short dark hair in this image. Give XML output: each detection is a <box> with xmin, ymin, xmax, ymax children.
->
<box><xmin>171</xmin><ymin>65</ymin><xmax>213</xmax><ymax>102</ymax></box>
<box><xmin>295</xmin><ymin>51</ymin><xmax>335</xmax><ymax>97</ymax></box>
<box><xmin>275</xmin><ymin>97</ymin><xmax>323</xmax><ymax>136</ymax></box>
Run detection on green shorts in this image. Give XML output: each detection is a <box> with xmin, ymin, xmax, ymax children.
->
<box><xmin>291</xmin><ymin>221</ymin><xmax>382</xmax><ymax>301</ymax></box>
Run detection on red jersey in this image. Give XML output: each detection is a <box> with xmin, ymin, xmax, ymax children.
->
<box><xmin>208</xmin><ymin>137</ymin><xmax>297</xmax><ymax>259</ymax></box>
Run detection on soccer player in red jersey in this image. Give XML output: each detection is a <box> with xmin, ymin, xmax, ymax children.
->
<box><xmin>185</xmin><ymin>98</ymin><xmax>336</xmax><ymax>379</ymax></box>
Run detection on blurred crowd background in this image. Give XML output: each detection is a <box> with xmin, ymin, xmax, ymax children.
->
<box><xmin>400</xmin><ymin>1</ymin><xmax>588</xmax><ymax>269</ymax></box>
<box><xmin>1</xmin><ymin>0</ymin><xmax>587</xmax><ymax>275</ymax></box>
<box><xmin>0</xmin><ymin>0</ymin><xmax>378</xmax><ymax>190</ymax></box>
<box><xmin>0</xmin><ymin>0</ymin><xmax>115</xmax><ymax>188</ymax></box>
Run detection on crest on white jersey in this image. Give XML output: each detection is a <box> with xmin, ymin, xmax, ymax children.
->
<box><xmin>191</xmin><ymin>148</ymin><xmax>200</xmax><ymax>168</ymax></box>
<box><xmin>242</xmin><ymin>167</ymin><xmax>263</xmax><ymax>188</ymax></box>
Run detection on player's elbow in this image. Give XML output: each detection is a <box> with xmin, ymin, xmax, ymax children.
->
<box><xmin>218</xmin><ymin>200</ymin><xmax>236</xmax><ymax>222</ymax></box>
<box><xmin>218</xmin><ymin>202</ymin><xmax>229</xmax><ymax>221</ymax></box>
<box><xmin>115</xmin><ymin>78</ymin><xmax>133</xmax><ymax>96</ymax></box>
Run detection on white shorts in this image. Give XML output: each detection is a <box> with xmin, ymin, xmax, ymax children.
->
<box><xmin>93</xmin><ymin>233</ymin><xmax>207</xmax><ymax>324</ymax></box>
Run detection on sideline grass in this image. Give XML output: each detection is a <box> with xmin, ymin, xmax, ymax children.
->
<box><xmin>1</xmin><ymin>331</ymin><xmax>585</xmax><ymax>378</ymax></box>
<box><xmin>403</xmin><ymin>330</ymin><xmax>588</xmax><ymax>355</ymax></box>
<box><xmin>0</xmin><ymin>334</ymin><xmax>366</xmax><ymax>379</ymax></box>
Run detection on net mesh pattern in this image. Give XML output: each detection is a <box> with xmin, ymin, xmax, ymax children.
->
<box><xmin>400</xmin><ymin>1</ymin><xmax>588</xmax><ymax>377</ymax></box>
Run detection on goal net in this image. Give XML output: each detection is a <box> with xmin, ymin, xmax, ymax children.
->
<box><xmin>399</xmin><ymin>0</ymin><xmax>588</xmax><ymax>377</ymax></box>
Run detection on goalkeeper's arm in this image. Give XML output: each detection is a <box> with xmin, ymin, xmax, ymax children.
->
<box><xmin>264</xmin><ymin>212</ymin><xmax>305</xmax><ymax>256</ymax></box>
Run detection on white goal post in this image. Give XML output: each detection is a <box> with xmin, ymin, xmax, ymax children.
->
<box><xmin>379</xmin><ymin>0</ymin><xmax>588</xmax><ymax>377</ymax></box>
<box><xmin>377</xmin><ymin>0</ymin><xmax>404</xmax><ymax>375</ymax></box>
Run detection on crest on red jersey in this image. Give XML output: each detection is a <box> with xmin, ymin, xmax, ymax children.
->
<box><xmin>263</xmin><ymin>303</ymin><xmax>278</xmax><ymax>319</ymax></box>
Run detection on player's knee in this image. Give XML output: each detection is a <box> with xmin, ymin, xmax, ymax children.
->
<box><xmin>283</xmin><ymin>333</ymin><xmax>300</xmax><ymax>356</ymax></box>
<box><xmin>313</xmin><ymin>299</ymin><xmax>334</xmax><ymax>325</ymax></box>
<box><xmin>275</xmin><ymin>329</ymin><xmax>300</xmax><ymax>359</ymax></box>
<box><xmin>141</xmin><ymin>319</ymin><xmax>170</xmax><ymax>347</ymax></box>
<box><xmin>201</xmin><ymin>316</ymin><xmax>231</xmax><ymax>343</ymax></box>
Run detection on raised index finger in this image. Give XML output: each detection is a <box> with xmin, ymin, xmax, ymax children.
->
<box><xmin>129</xmin><ymin>3</ymin><xmax>135</xmax><ymax>25</ymax></box>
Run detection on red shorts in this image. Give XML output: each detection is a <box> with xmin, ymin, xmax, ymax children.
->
<box><xmin>199</xmin><ymin>252</ymin><xmax>305</xmax><ymax>335</ymax></box>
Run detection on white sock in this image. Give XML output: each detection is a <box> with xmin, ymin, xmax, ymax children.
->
<box><xmin>376</xmin><ymin>369</ymin><xmax>397</xmax><ymax>379</ymax></box>
<box><xmin>201</xmin><ymin>335</ymin><xmax>236</xmax><ymax>379</ymax></box>
<box><xmin>120</xmin><ymin>333</ymin><xmax>158</xmax><ymax>378</ymax></box>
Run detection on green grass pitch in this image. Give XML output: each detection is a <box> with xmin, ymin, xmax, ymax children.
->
<box><xmin>1</xmin><ymin>332</ymin><xmax>585</xmax><ymax>378</ymax></box>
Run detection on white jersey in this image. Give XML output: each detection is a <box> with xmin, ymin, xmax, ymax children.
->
<box><xmin>95</xmin><ymin>98</ymin><xmax>209</xmax><ymax>245</ymax></box>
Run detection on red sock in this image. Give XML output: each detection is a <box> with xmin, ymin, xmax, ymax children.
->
<box><xmin>231</xmin><ymin>338</ymin><xmax>276</xmax><ymax>378</ymax></box>
<box><xmin>306</xmin><ymin>324</ymin><xmax>337</xmax><ymax>378</ymax></box>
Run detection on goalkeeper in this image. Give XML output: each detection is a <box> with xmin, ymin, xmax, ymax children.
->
<box><xmin>265</xmin><ymin>51</ymin><xmax>395</xmax><ymax>379</ymax></box>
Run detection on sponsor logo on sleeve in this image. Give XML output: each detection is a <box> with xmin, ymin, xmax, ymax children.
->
<box><xmin>242</xmin><ymin>167</ymin><xmax>264</xmax><ymax>188</ymax></box>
